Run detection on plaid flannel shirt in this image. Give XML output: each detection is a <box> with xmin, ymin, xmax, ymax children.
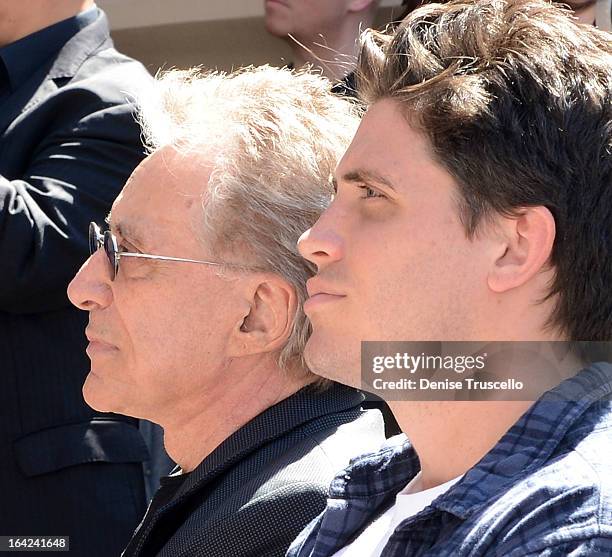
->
<box><xmin>287</xmin><ymin>363</ymin><xmax>612</xmax><ymax>556</ymax></box>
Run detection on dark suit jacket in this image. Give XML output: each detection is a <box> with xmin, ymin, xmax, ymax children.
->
<box><xmin>0</xmin><ymin>10</ymin><xmax>152</xmax><ymax>556</ymax></box>
<box><xmin>122</xmin><ymin>384</ymin><xmax>385</xmax><ymax>557</ymax></box>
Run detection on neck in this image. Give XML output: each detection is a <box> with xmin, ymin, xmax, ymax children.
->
<box><xmin>391</xmin><ymin>400</ymin><xmax>532</xmax><ymax>489</ymax></box>
<box><xmin>158</xmin><ymin>359</ymin><xmax>312</xmax><ymax>473</ymax></box>
<box><xmin>0</xmin><ymin>0</ymin><xmax>93</xmax><ymax>47</ymax></box>
<box><xmin>389</xmin><ymin>340</ymin><xmax>583</xmax><ymax>489</ymax></box>
<box><xmin>289</xmin><ymin>15</ymin><xmax>373</xmax><ymax>82</ymax></box>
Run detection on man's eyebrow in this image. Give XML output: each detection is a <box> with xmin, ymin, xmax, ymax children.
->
<box><xmin>105</xmin><ymin>214</ymin><xmax>146</xmax><ymax>247</ymax></box>
<box><xmin>341</xmin><ymin>169</ymin><xmax>396</xmax><ymax>191</ymax></box>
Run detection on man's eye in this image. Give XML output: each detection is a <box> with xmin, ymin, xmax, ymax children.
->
<box><xmin>118</xmin><ymin>242</ymin><xmax>139</xmax><ymax>254</ymax></box>
<box><xmin>330</xmin><ymin>176</ymin><xmax>337</xmax><ymax>194</ymax></box>
<box><xmin>358</xmin><ymin>185</ymin><xmax>384</xmax><ymax>199</ymax></box>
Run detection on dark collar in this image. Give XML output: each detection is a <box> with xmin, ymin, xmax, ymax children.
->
<box><xmin>286</xmin><ymin>63</ymin><xmax>357</xmax><ymax>99</ymax></box>
<box><xmin>0</xmin><ymin>6</ymin><xmax>98</xmax><ymax>92</ymax></box>
<box><xmin>331</xmin><ymin>71</ymin><xmax>357</xmax><ymax>98</ymax></box>
<box><xmin>164</xmin><ymin>382</ymin><xmax>365</xmax><ymax>504</ymax></box>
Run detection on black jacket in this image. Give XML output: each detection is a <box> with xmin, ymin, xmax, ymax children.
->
<box><xmin>0</xmin><ymin>10</ymin><xmax>152</xmax><ymax>556</ymax></box>
<box><xmin>122</xmin><ymin>384</ymin><xmax>385</xmax><ymax>557</ymax></box>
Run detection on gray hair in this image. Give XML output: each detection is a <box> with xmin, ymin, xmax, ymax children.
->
<box><xmin>137</xmin><ymin>65</ymin><xmax>360</xmax><ymax>377</ymax></box>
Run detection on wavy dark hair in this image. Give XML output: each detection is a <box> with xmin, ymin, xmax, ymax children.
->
<box><xmin>358</xmin><ymin>0</ymin><xmax>612</xmax><ymax>341</ymax></box>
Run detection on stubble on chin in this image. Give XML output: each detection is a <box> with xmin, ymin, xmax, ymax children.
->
<box><xmin>304</xmin><ymin>337</ymin><xmax>361</xmax><ymax>389</ymax></box>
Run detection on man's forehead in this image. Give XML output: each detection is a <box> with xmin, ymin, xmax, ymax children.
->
<box><xmin>105</xmin><ymin>212</ymin><xmax>138</xmax><ymax>234</ymax></box>
<box><xmin>119</xmin><ymin>148</ymin><xmax>208</xmax><ymax>207</ymax></box>
<box><xmin>334</xmin><ymin>100</ymin><xmax>441</xmax><ymax>187</ymax></box>
<box><xmin>125</xmin><ymin>146</ymin><xmax>211</xmax><ymax>196</ymax></box>
<box><xmin>334</xmin><ymin>135</ymin><xmax>398</xmax><ymax>190</ymax></box>
<box><xmin>106</xmin><ymin>147</ymin><xmax>213</xmax><ymax>250</ymax></box>
<box><xmin>334</xmin><ymin>103</ymin><xmax>394</xmax><ymax>172</ymax></box>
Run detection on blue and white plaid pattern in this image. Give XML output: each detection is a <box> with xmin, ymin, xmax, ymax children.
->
<box><xmin>287</xmin><ymin>363</ymin><xmax>612</xmax><ymax>556</ymax></box>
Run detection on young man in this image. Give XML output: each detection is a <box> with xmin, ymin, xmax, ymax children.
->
<box><xmin>290</xmin><ymin>0</ymin><xmax>612</xmax><ymax>555</ymax></box>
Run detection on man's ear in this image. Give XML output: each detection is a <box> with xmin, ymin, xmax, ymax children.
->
<box><xmin>228</xmin><ymin>276</ymin><xmax>297</xmax><ymax>358</ymax></box>
<box><xmin>487</xmin><ymin>206</ymin><xmax>556</xmax><ymax>293</ymax></box>
<box><xmin>347</xmin><ymin>0</ymin><xmax>377</xmax><ymax>14</ymax></box>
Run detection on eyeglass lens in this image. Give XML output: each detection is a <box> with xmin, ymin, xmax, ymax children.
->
<box><xmin>88</xmin><ymin>222</ymin><xmax>118</xmax><ymax>281</ymax></box>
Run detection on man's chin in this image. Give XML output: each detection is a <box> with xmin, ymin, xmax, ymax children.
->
<box><xmin>82</xmin><ymin>371</ymin><xmax>122</xmax><ymax>414</ymax></box>
<box><xmin>263</xmin><ymin>19</ymin><xmax>290</xmax><ymax>39</ymax></box>
<box><xmin>304</xmin><ymin>335</ymin><xmax>361</xmax><ymax>389</ymax></box>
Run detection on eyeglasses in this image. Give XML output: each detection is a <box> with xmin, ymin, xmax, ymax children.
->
<box><xmin>88</xmin><ymin>222</ymin><xmax>252</xmax><ymax>281</ymax></box>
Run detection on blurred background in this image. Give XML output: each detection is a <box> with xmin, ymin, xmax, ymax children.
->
<box><xmin>97</xmin><ymin>0</ymin><xmax>404</xmax><ymax>73</ymax></box>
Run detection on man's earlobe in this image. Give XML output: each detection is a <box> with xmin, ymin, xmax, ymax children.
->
<box><xmin>487</xmin><ymin>206</ymin><xmax>556</xmax><ymax>293</ymax></box>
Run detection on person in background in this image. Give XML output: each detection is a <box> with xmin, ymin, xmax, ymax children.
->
<box><xmin>0</xmin><ymin>1</ymin><xmax>154</xmax><ymax>555</ymax></box>
<box><xmin>264</xmin><ymin>0</ymin><xmax>380</xmax><ymax>96</ymax></box>
<box><xmin>565</xmin><ymin>0</ymin><xmax>611</xmax><ymax>29</ymax></box>
<box><xmin>67</xmin><ymin>65</ymin><xmax>385</xmax><ymax>557</ymax></box>
<box><xmin>289</xmin><ymin>0</ymin><xmax>612</xmax><ymax>555</ymax></box>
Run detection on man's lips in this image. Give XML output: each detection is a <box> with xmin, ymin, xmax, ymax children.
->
<box><xmin>303</xmin><ymin>292</ymin><xmax>346</xmax><ymax>313</ymax></box>
<box><xmin>306</xmin><ymin>277</ymin><xmax>345</xmax><ymax>298</ymax></box>
<box><xmin>85</xmin><ymin>329</ymin><xmax>118</xmax><ymax>353</ymax></box>
<box><xmin>304</xmin><ymin>278</ymin><xmax>346</xmax><ymax>312</ymax></box>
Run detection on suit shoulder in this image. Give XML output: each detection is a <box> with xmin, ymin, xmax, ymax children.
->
<box><xmin>156</xmin><ymin>411</ymin><xmax>385</xmax><ymax>556</ymax></box>
<box><xmin>175</xmin><ymin>482</ymin><xmax>328</xmax><ymax>557</ymax></box>
<box><xmin>264</xmin><ymin>409</ymin><xmax>386</xmax><ymax>489</ymax></box>
<box><xmin>61</xmin><ymin>47</ymin><xmax>152</xmax><ymax>105</ymax></box>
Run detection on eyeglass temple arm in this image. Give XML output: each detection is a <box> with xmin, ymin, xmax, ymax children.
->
<box><xmin>117</xmin><ymin>253</ymin><xmax>226</xmax><ymax>266</ymax></box>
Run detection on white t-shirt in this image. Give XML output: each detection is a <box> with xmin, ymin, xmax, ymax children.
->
<box><xmin>331</xmin><ymin>472</ymin><xmax>463</xmax><ymax>557</ymax></box>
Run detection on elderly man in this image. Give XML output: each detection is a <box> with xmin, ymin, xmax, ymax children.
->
<box><xmin>290</xmin><ymin>0</ymin><xmax>612</xmax><ymax>555</ymax></box>
<box><xmin>67</xmin><ymin>66</ymin><xmax>385</xmax><ymax>557</ymax></box>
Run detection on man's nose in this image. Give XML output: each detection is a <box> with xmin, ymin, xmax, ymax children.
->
<box><xmin>67</xmin><ymin>250</ymin><xmax>113</xmax><ymax>311</ymax></box>
<box><xmin>297</xmin><ymin>206</ymin><xmax>346</xmax><ymax>271</ymax></box>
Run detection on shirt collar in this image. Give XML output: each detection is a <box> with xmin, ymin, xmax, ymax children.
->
<box><xmin>435</xmin><ymin>362</ymin><xmax>612</xmax><ymax>519</ymax></box>
<box><xmin>0</xmin><ymin>5</ymin><xmax>98</xmax><ymax>92</ymax></box>
<box><xmin>336</xmin><ymin>363</ymin><xmax>612</xmax><ymax>520</ymax></box>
